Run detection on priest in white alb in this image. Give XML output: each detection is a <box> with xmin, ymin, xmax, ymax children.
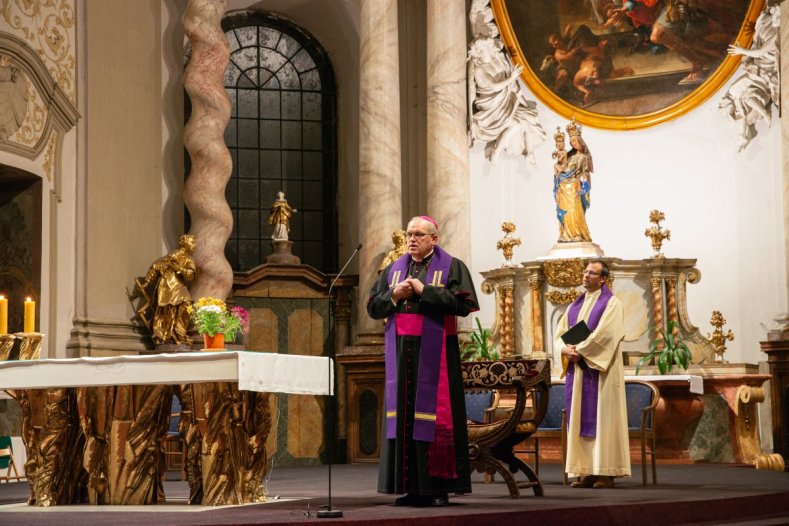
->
<box><xmin>555</xmin><ymin>259</ymin><xmax>630</xmax><ymax>488</ymax></box>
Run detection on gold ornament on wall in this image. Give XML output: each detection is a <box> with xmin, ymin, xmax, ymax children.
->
<box><xmin>645</xmin><ymin>210</ymin><xmax>671</xmax><ymax>258</ymax></box>
<box><xmin>546</xmin><ymin>288</ymin><xmax>581</xmax><ymax>306</ymax></box>
<box><xmin>708</xmin><ymin>310</ymin><xmax>734</xmax><ymax>363</ymax></box>
<box><xmin>496</xmin><ymin>222</ymin><xmax>521</xmax><ymax>268</ymax></box>
<box><xmin>543</xmin><ymin>258</ymin><xmax>584</xmax><ymax>288</ymax></box>
<box><xmin>1</xmin><ymin>0</ymin><xmax>77</xmax><ymax>103</ymax></box>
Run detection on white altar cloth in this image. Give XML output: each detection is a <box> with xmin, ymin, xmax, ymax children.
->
<box><xmin>0</xmin><ymin>351</ymin><xmax>333</xmax><ymax>395</ymax></box>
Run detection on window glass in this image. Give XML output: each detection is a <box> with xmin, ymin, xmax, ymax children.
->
<box><xmin>187</xmin><ymin>12</ymin><xmax>337</xmax><ymax>272</ymax></box>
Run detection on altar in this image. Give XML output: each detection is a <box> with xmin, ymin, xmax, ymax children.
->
<box><xmin>0</xmin><ymin>351</ymin><xmax>332</xmax><ymax>507</ymax></box>
<box><xmin>480</xmin><ymin>256</ymin><xmax>774</xmax><ymax>465</ymax></box>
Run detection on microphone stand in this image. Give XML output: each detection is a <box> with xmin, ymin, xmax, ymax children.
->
<box><xmin>317</xmin><ymin>243</ymin><xmax>362</xmax><ymax>519</ymax></box>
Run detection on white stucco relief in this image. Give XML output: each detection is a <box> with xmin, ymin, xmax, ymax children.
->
<box><xmin>467</xmin><ymin>0</ymin><xmax>545</xmax><ymax>164</ymax></box>
<box><xmin>719</xmin><ymin>4</ymin><xmax>780</xmax><ymax>152</ymax></box>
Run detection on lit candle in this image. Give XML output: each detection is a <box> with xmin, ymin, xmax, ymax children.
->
<box><xmin>0</xmin><ymin>295</ymin><xmax>6</xmax><ymax>335</ymax></box>
<box><xmin>24</xmin><ymin>297</ymin><xmax>35</xmax><ymax>333</ymax></box>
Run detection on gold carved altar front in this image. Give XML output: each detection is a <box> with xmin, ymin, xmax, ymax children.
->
<box><xmin>11</xmin><ymin>382</ymin><xmax>272</xmax><ymax>506</ymax></box>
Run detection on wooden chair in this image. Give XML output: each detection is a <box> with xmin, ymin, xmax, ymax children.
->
<box><xmin>463</xmin><ymin>359</ymin><xmax>551</xmax><ymax>497</ymax></box>
<box><xmin>625</xmin><ymin>380</ymin><xmax>659</xmax><ymax>485</ymax></box>
<box><xmin>163</xmin><ymin>395</ymin><xmax>186</xmax><ymax>480</ymax></box>
<box><xmin>0</xmin><ymin>436</ymin><xmax>22</xmax><ymax>483</ymax></box>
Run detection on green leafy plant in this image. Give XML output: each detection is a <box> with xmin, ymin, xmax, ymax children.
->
<box><xmin>462</xmin><ymin>318</ymin><xmax>500</xmax><ymax>362</ymax></box>
<box><xmin>188</xmin><ymin>297</ymin><xmax>250</xmax><ymax>342</ymax></box>
<box><xmin>636</xmin><ymin>320</ymin><xmax>692</xmax><ymax>375</ymax></box>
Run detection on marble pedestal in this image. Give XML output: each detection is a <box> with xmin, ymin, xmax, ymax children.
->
<box><xmin>266</xmin><ymin>240</ymin><xmax>300</xmax><ymax>265</ymax></box>
<box><xmin>543</xmin><ymin>241</ymin><xmax>605</xmax><ymax>259</ymax></box>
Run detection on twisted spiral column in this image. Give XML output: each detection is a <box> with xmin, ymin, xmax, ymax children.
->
<box><xmin>182</xmin><ymin>0</ymin><xmax>233</xmax><ymax>300</ymax></box>
<box><xmin>651</xmin><ymin>276</ymin><xmax>663</xmax><ymax>348</ymax></box>
<box><xmin>528</xmin><ymin>276</ymin><xmax>544</xmax><ymax>355</ymax></box>
<box><xmin>666</xmin><ymin>277</ymin><xmax>678</xmax><ymax>337</ymax></box>
<box><xmin>501</xmin><ymin>285</ymin><xmax>514</xmax><ymax>357</ymax></box>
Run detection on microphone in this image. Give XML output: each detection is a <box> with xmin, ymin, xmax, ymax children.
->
<box><xmin>319</xmin><ymin>242</ymin><xmax>362</xmax><ymax>519</ymax></box>
<box><xmin>329</xmin><ymin>243</ymin><xmax>363</xmax><ymax>296</ymax></box>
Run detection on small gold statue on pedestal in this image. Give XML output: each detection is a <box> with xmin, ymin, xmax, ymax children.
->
<box><xmin>379</xmin><ymin>229</ymin><xmax>407</xmax><ymax>272</ymax></box>
<box><xmin>496</xmin><ymin>222</ymin><xmax>521</xmax><ymax>267</ymax></box>
<box><xmin>708</xmin><ymin>310</ymin><xmax>734</xmax><ymax>363</ymax></box>
<box><xmin>268</xmin><ymin>191</ymin><xmax>297</xmax><ymax>241</ymax></box>
<box><xmin>266</xmin><ymin>191</ymin><xmax>300</xmax><ymax>264</ymax></box>
<box><xmin>129</xmin><ymin>234</ymin><xmax>197</xmax><ymax>346</ymax></box>
<box><xmin>644</xmin><ymin>209</ymin><xmax>671</xmax><ymax>258</ymax></box>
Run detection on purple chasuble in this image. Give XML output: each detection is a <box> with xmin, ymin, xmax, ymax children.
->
<box><xmin>384</xmin><ymin>246</ymin><xmax>452</xmax><ymax>442</ymax></box>
<box><xmin>564</xmin><ymin>284</ymin><xmax>613</xmax><ymax>438</ymax></box>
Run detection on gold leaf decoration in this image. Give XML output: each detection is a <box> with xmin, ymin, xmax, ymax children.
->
<box><xmin>2</xmin><ymin>0</ymin><xmax>76</xmax><ymax>103</ymax></box>
<box><xmin>543</xmin><ymin>258</ymin><xmax>585</xmax><ymax>288</ymax></box>
<box><xmin>546</xmin><ymin>288</ymin><xmax>581</xmax><ymax>305</ymax></box>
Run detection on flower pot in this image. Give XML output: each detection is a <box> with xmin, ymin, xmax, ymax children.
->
<box><xmin>202</xmin><ymin>333</ymin><xmax>225</xmax><ymax>351</ymax></box>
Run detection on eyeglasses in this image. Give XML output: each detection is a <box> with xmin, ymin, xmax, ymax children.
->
<box><xmin>406</xmin><ymin>232</ymin><xmax>430</xmax><ymax>239</ymax></box>
<box><xmin>583</xmin><ymin>270</ymin><xmax>601</xmax><ymax>276</ymax></box>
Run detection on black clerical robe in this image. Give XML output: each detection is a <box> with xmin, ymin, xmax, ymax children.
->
<box><xmin>367</xmin><ymin>253</ymin><xmax>478</xmax><ymax>497</ymax></box>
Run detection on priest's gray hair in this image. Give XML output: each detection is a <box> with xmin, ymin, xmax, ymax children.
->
<box><xmin>407</xmin><ymin>216</ymin><xmax>438</xmax><ymax>235</ymax></box>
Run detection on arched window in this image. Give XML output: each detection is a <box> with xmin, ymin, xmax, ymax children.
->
<box><xmin>188</xmin><ymin>12</ymin><xmax>337</xmax><ymax>272</ymax></box>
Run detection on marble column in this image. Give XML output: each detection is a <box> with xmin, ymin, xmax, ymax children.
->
<box><xmin>425</xmin><ymin>0</ymin><xmax>471</xmax><ymax>263</ymax></box>
<box><xmin>182</xmin><ymin>0</ymin><xmax>233</xmax><ymax>301</ymax></box>
<box><xmin>356</xmin><ymin>0</ymin><xmax>403</xmax><ymax>342</ymax></box>
<box><xmin>781</xmin><ymin>5</ymin><xmax>789</xmax><ymax>306</ymax></box>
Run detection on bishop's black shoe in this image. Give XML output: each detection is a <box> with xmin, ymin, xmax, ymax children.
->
<box><xmin>394</xmin><ymin>493</ymin><xmax>423</xmax><ymax>507</ymax></box>
<box><xmin>429</xmin><ymin>494</ymin><xmax>449</xmax><ymax>507</ymax></box>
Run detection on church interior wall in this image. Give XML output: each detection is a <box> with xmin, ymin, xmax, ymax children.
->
<box><xmin>469</xmin><ymin>72</ymin><xmax>786</xmax><ymax>365</ymax></box>
<box><xmin>0</xmin><ymin>0</ymin><xmax>785</xmax><ymax>368</ymax></box>
<box><xmin>84</xmin><ymin>0</ymin><xmax>166</xmax><ymax>317</ymax></box>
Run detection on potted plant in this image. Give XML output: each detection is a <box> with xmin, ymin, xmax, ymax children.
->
<box><xmin>462</xmin><ymin>318</ymin><xmax>500</xmax><ymax>362</ymax></box>
<box><xmin>636</xmin><ymin>320</ymin><xmax>692</xmax><ymax>375</ymax></box>
<box><xmin>189</xmin><ymin>297</ymin><xmax>250</xmax><ymax>350</ymax></box>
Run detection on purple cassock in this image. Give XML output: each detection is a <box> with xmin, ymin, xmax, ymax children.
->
<box><xmin>564</xmin><ymin>284</ymin><xmax>613</xmax><ymax>438</ymax></box>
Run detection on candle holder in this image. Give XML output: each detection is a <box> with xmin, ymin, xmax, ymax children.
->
<box><xmin>15</xmin><ymin>332</ymin><xmax>44</xmax><ymax>360</ymax></box>
<box><xmin>0</xmin><ymin>334</ymin><xmax>15</xmax><ymax>360</ymax></box>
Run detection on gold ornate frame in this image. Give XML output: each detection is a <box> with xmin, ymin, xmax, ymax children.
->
<box><xmin>491</xmin><ymin>0</ymin><xmax>765</xmax><ymax>130</ymax></box>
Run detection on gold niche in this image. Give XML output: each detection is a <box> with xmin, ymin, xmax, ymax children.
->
<box><xmin>543</xmin><ymin>258</ymin><xmax>585</xmax><ymax>288</ymax></box>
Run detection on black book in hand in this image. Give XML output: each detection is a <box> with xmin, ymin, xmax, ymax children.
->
<box><xmin>561</xmin><ymin>320</ymin><xmax>591</xmax><ymax>345</ymax></box>
<box><xmin>561</xmin><ymin>321</ymin><xmax>591</xmax><ymax>371</ymax></box>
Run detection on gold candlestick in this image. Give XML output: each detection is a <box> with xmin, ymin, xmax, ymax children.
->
<box><xmin>0</xmin><ymin>334</ymin><xmax>15</xmax><ymax>360</ymax></box>
<box><xmin>707</xmin><ymin>310</ymin><xmax>734</xmax><ymax>363</ymax></box>
<box><xmin>644</xmin><ymin>210</ymin><xmax>671</xmax><ymax>258</ymax></box>
<box><xmin>16</xmin><ymin>332</ymin><xmax>44</xmax><ymax>360</ymax></box>
<box><xmin>496</xmin><ymin>222</ymin><xmax>522</xmax><ymax>268</ymax></box>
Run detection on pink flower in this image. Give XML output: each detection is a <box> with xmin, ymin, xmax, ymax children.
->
<box><xmin>230</xmin><ymin>306</ymin><xmax>250</xmax><ymax>334</ymax></box>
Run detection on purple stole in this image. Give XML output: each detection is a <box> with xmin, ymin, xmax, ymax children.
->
<box><xmin>564</xmin><ymin>284</ymin><xmax>613</xmax><ymax>438</ymax></box>
<box><xmin>385</xmin><ymin>246</ymin><xmax>452</xmax><ymax>442</ymax></box>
